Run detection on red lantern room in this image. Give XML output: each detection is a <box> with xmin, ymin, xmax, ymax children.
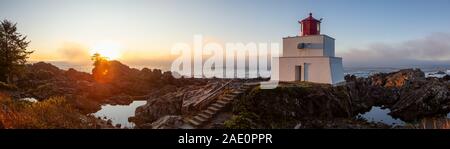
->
<box><xmin>299</xmin><ymin>13</ymin><xmax>321</xmax><ymax>36</ymax></box>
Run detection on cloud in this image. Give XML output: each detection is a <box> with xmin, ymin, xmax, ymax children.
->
<box><xmin>58</xmin><ymin>42</ymin><xmax>91</xmax><ymax>64</ymax></box>
<box><xmin>339</xmin><ymin>32</ymin><xmax>450</xmax><ymax>67</ymax></box>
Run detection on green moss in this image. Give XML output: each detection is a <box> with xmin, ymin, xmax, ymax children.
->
<box><xmin>228</xmin><ymin>82</ymin><xmax>328</xmax><ymax>128</ymax></box>
<box><xmin>333</xmin><ymin>86</ymin><xmax>350</xmax><ymax>100</ymax></box>
<box><xmin>224</xmin><ymin>112</ymin><xmax>258</xmax><ymax>129</ymax></box>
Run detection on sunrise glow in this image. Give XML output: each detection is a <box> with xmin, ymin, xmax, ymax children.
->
<box><xmin>89</xmin><ymin>41</ymin><xmax>123</xmax><ymax>60</ymax></box>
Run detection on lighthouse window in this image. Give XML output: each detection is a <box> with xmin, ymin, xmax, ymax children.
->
<box><xmin>301</xmin><ymin>24</ymin><xmax>303</xmax><ymax>34</ymax></box>
<box><xmin>317</xmin><ymin>23</ymin><xmax>320</xmax><ymax>32</ymax></box>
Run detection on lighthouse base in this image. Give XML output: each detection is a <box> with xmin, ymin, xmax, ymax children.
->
<box><xmin>271</xmin><ymin>56</ymin><xmax>344</xmax><ymax>84</ymax></box>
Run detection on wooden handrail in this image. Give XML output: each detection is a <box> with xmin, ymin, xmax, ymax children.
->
<box><xmin>192</xmin><ymin>80</ymin><xmax>233</xmax><ymax>109</ymax></box>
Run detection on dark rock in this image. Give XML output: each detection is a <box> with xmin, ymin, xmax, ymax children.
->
<box><xmin>132</xmin><ymin>80</ymin><xmax>228</xmax><ymax>127</ymax></box>
<box><xmin>344</xmin><ymin>68</ymin><xmax>450</xmax><ymax>122</ymax></box>
<box><xmin>436</xmin><ymin>71</ymin><xmax>446</xmax><ymax>75</ymax></box>
<box><xmin>132</xmin><ymin>92</ymin><xmax>184</xmax><ymax>125</ymax></box>
<box><xmin>389</xmin><ymin>78</ymin><xmax>450</xmax><ymax>121</ymax></box>
<box><xmin>144</xmin><ymin>115</ymin><xmax>184</xmax><ymax>129</ymax></box>
<box><xmin>344</xmin><ymin>74</ymin><xmax>357</xmax><ymax>82</ymax></box>
<box><xmin>443</xmin><ymin>75</ymin><xmax>450</xmax><ymax>81</ymax></box>
<box><xmin>230</xmin><ymin>69</ymin><xmax>449</xmax><ymax>128</ymax></box>
<box><xmin>370</xmin><ymin>69</ymin><xmax>425</xmax><ymax>88</ymax></box>
<box><xmin>229</xmin><ymin>82</ymin><xmax>357</xmax><ymax>128</ymax></box>
<box><xmin>294</xmin><ymin>118</ymin><xmax>391</xmax><ymax>129</ymax></box>
<box><xmin>28</xmin><ymin>62</ymin><xmax>62</xmax><ymax>75</ymax></box>
<box><xmin>65</xmin><ymin>68</ymin><xmax>92</xmax><ymax>81</ymax></box>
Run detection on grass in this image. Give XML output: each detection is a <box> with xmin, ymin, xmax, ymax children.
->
<box><xmin>0</xmin><ymin>96</ymin><xmax>100</xmax><ymax>129</ymax></box>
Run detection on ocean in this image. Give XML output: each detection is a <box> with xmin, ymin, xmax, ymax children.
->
<box><xmin>43</xmin><ymin>61</ymin><xmax>450</xmax><ymax>128</ymax></box>
<box><xmin>46</xmin><ymin>61</ymin><xmax>450</xmax><ymax>79</ymax></box>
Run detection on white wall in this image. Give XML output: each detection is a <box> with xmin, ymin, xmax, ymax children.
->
<box><xmin>329</xmin><ymin>57</ymin><xmax>344</xmax><ymax>84</ymax></box>
<box><xmin>274</xmin><ymin>57</ymin><xmax>332</xmax><ymax>83</ymax></box>
<box><xmin>282</xmin><ymin>35</ymin><xmax>335</xmax><ymax>57</ymax></box>
<box><xmin>273</xmin><ymin>34</ymin><xmax>343</xmax><ymax>85</ymax></box>
<box><xmin>272</xmin><ymin>57</ymin><xmax>344</xmax><ymax>84</ymax></box>
<box><xmin>323</xmin><ymin>35</ymin><xmax>335</xmax><ymax>57</ymax></box>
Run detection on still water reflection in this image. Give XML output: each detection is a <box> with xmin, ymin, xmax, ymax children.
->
<box><xmin>361</xmin><ymin>106</ymin><xmax>450</xmax><ymax>129</ymax></box>
<box><xmin>93</xmin><ymin>101</ymin><xmax>147</xmax><ymax>128</ymax></box>
<box><xmin>360</xmin><ymin>106</ymin><xmax>405</xmax><ymax>126</ymax></box>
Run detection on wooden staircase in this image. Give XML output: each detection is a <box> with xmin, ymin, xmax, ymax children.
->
<box><xmin>184</xmin><ymin>84</ymin><xmax>253</xmax><ymax>128</ymax></box>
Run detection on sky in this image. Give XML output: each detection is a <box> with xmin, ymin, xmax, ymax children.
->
<box><xmin>1</xmin><ymin>0</ymin><xmax>450</xmax><ymax>68</ymax></box>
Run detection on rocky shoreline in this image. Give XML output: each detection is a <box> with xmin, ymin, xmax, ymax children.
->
<box><xmin>1</xmin><ymin>60</ymin><xmax>449</xmax><ymax>129</ymax></box>
<box><xmin>223</xmin><ymin>69</ymin><xmax>450</xmax><ymax>129</ymax></box>
<box><xmin>0</xmin><ymin>61</ymin><xmax>216</xmax><ymax>128</ymax></box>
<box><xmin>2</xmin><ymin>61</ymin><xmax>211</xmax><ymax>113</ymax></box>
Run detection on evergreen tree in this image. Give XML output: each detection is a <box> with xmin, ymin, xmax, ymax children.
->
<box><xmin>0</xmin><ymin>20</ymin><xmax>33</xmax><ymax>83</ymax></box>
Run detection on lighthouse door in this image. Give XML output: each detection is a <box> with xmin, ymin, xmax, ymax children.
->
<box><xmin>304</xmin><ymin>63</ymin><xmax>309</xmax><ymax>81</ymax></box>
<box><xmin>295</xmin><ymin>66</ymin><xmax>302</xmax><ymax>81</ymax></box>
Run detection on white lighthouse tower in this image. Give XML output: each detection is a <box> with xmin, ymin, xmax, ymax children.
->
<box><xmin>272</xmin><ymin>13</ymin><xmax>344</xmax><ymax>84</ymax></box>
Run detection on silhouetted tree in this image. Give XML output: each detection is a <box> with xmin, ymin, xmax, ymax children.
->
<box><xmin>91</xmin><ymin>53</ymin><xmax>108</xmax><ymax>67</ymax></box>
<box><xmin>91</xmin><ymin>53</ymin><xmax>110</xmax><ymax>83</ymax></box>
<box><xmin>0</xmin><ymin>20</ymin><xmax>33</xmax><ymax>83</ymax></box>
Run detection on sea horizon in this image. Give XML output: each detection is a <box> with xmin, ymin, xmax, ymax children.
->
<box><xmin>31</xmin><ymin>60</ymin><xmax>450</xmax><ymax>77</ymax></box>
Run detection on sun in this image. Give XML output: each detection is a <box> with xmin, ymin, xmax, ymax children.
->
<box><xmin>90</xmin><ymin>41</ymin><xmax>123</xmax><ymax>60</ymax></box>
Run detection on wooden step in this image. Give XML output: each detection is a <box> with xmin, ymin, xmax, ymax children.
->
<box><xmin>198</xmin><ymin>113</ymin><xmax>211</xmax><ymax>119</ymax></box>
<box><xmin>215</xmin><ymin>101</ymin><xmax>227</xmax><ymax>106</ymax></box>
<box><xmin>242</xmin><ymin>85</ymin><xmax>250</xmax><ymax>88</ymax></box>
<box><xmin>211</xmin><ymin>103</ymin><xmax>225</xmax><ymax>109</ymax></box>
<box><xmin>193</xmin><ymin>115</ymin><xmax>207</xmax><ymax>123</ymax></box>
<box><xmin>203</xmin><ymin>109</ymin><xmax>216</xmax><ymax>116</ymax></box>
<box><xmin>222</xmin><ymin>96</ymin><xmax>236</xmax><ymax>101</ymax></box>
<box><xmin>182</xmin><ymin>118</ymin><xmax>190</xmax><ymax>123</ymax></box>
<box><xmin>231</xmin><ymin>91</ymin><xmax>243</xmax><ymax>95</ymax></box>
<box><xmin>243</xmin><ymin>82</ymin><xmax>259</xmax><ymax>87</ymax></box>
<box><xmin>188</xmin><ymin>119</ymin><xmax>201</xmax><ymax>126</ymax></box>
<box><xmin>217</xmin><ymin>100</ymin><xmax>229</xmax><ymax>105</ymax></box>
<box><xmin>208</xmin><ymin>106</ymin><xmax>220</xmax><ymax>112</ymax></box>
<box><xmin>222</xmin><ymin>97</ymin><xmax>233</xmax><ymax>102</ymax></box>
<box><xmin>224</xmin><ymin>94</ymin><xmax>235</xmax><ymax>98</ymax></box>
<box><xmin>221</xmin><ymin>96</ymin><xmax>233</xmax><ymax>101</ymax></box>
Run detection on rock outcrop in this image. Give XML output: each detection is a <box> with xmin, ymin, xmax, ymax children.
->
<box><xmin>390</xmin><ymin>78</ymin><xmax>450</xmax><ymax>121</ymax></box>
<box><xmin>136</xmin><ymin>115</ymin><xmax>184</xmax><ymax>129</ymax></box>
<box><xmin>371</xmin><ymin>69</ymin><xmax>425</xmax><ymax>88</ymax></box>
<box><xmin>3</xmin><ymin>61</ymin><xmax>200</xmax><ymax>114</ymax></box>
<box><xmin>131</xmin><ymin>80</ymin><xmax>229</xmax><ymax>127</ymax></box>
<box><xmin>227</xmin><ymin>69</ymin><xmax>450</xmax><ymax>128</ymax></box>
<box><xmin>132</xmin><ymin>91</ymin><xmax>184</xmax><ymax>125</ymax></box>
<box><xmin>4</xmin><ymin>60</ymin><xmax>449</xmax><ymax>129</ymax></box>
<box><xmin>346</xmin><ymin>69</ymin><xmax>450</xmax><ymax>121</ymax></box>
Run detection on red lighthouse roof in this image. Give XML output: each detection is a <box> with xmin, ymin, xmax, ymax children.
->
<box><xmin>299</xmin><ymin>13</ymin><xmax>321</xmax><ymax>36</ymax></box>
<box><xmin>300</xmin><ymin>13</ymin><xmax>321</xmax><ymax>22</ymax></box>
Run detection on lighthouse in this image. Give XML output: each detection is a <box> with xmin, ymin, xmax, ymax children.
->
<box><xmin>272</xmin><ymin>13</ymin><xmax>344</xmax><ymax>84</ymax></box>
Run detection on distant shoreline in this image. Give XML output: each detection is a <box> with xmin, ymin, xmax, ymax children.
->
<box><xmin>28</xmin><ymin>60</ymin><xmax>450</xmax><ymax>79</ymax></box>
